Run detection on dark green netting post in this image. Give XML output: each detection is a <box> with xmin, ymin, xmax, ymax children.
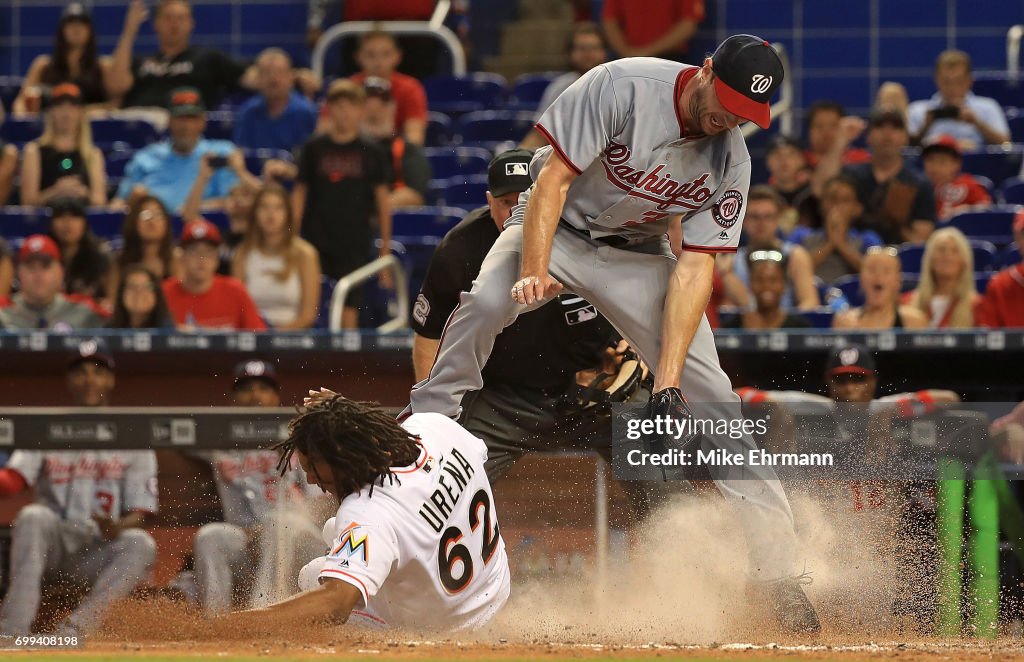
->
<box><xmin>936</xmin><ymin>457</ymin><xmax>966</xmax><ymax>637</ymax></box>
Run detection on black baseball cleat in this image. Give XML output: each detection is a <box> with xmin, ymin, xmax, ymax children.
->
<box><xmin>766</xmin><ymin>574</ymin><xmax>821</xmax><ymax>634</ymax></box>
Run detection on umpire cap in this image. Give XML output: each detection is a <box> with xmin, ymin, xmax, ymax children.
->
<box><xmin>487</xmin><ymin>149</ymin><xmax>533</xmax><ymax>198</ymax></box>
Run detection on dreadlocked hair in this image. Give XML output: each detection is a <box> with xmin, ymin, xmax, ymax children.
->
<box><xmin>274</xmin><ymin>394</ymin><xmax>422</xmax><ymax>497</ymax></box>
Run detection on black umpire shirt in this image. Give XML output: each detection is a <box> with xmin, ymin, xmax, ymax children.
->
<box><xmin>412</xmin><ymin>206</ymin><xmax>618</xmax><ymax>392</ymax></box>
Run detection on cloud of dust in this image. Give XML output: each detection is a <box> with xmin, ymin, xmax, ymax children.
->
<box><xmin>483</xmin><ymin>486</ymin><xmax>902</xmax><ymax>645</ymax></box>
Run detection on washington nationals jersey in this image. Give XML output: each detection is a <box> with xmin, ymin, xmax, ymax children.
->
<box><xmin>318</xmin><ymin>413</ymin><xmax>510</xmax><ymax>630</ymax></box>
<box><xmin>6</xmin><ymin>450</ymin><xmax>158</xmax><ymax>520</ymax></box>
<box><xmin>203</xmin><ymin>451</ymin><xmax>308</xmax><ymax>529</ymax></box>
<box><xmin>521</xmin><ymin>58</ymin><xmax>751</xmax><ymax>250</ymax></box>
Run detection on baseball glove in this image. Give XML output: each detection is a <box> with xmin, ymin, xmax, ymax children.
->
<box><xmin>644</xmin><ymin>387</ymin><xmax>702</xmax><ymax>455</ymax></box>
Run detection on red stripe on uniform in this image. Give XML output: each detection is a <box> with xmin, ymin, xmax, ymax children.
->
<box><xmin>534</xmin><ymin>123</ymin><xmax>583</xmax><ymax>175</ymax></box>
<box><xmin>681</xmin><ymin>243</ymin><xmax>738</xmax><ymax>254</ymax></box>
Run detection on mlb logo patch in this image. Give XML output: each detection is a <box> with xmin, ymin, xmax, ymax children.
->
<box><xmin>565</xmin><ymin>305</ymin><xmax>598</xmax><ymax>325</ymax></box>
<box><xmin>505</xmin><ymin>162</ymin><xmax>529</xmax><ymax>176</ymax></box>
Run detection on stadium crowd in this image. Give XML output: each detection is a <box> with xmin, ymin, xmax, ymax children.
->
<box><xmin>0</xmin><ymin>0</ymin><xmax>1022</xmax><ymax>334</ymax></box>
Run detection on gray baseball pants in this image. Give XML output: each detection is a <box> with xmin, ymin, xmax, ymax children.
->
<box><xmin>0</xmin><ymin>504</ymin><xmax>156</xmax><ymax>634</ymax></box>
<box><xmin>407</xmin><ymin>224</ymin><xmax>798</xmax><ymax>580</ymax></box>
<box><xmin>193</xmin><ymin>514</ymin><xmax>325</xmax><ymax>615</ymax></box>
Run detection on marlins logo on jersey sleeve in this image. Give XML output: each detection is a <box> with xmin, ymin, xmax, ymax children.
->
<box><xmin>320</xmin><ymin>519</ymin><xmax>398</xmax><ymax>608</ymax></box>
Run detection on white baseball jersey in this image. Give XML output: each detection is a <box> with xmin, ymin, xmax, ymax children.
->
<box><xmin>318</xmin><ymin>413</ymin><xmax>510</xmax><ymax>630</ymax></box>
<box><xmin>6</xmin><ymin>450</ymin><xmax>158</xmax><ymax>520</ymax></box>
<box><xmin>520</xmin><ymin>58</ymin><xmax>751</xmax><ymax>250</ymax></box>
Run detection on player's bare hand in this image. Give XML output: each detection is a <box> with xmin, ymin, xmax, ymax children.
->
<box><xmin>510</xmin><ymin>274</ymin><xmax>562</xmax><ymax>305</ymax></box>
<box><xmin>304</xmin><ymin>387</ymin><xmax>337</xmax><ymax>408</ymax></box>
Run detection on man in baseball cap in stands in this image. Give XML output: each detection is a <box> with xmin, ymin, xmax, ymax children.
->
<box><xmin>113</xmin><ymin>86</ymin><xmax>259</xmax><ymax>215</ymax></box>
<box><xmin>920</xmin><ymin>134</ymin><xmax>992</xmax><ymax>220</ymax></box>
<box><xmin>162</xmin><ymin>220</ymin><xmax>267</xmax><ymax>330</ymax></box>
<box><xmin>0</xmin><ymin>235</ymin><xmax>104</xmax><ymax>330</ymax></box>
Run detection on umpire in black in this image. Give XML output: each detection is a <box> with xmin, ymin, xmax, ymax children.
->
<box><xmin>411</xmin><ymin>149</ymin><xmax>647</xmax><ymax>480</ymax></box>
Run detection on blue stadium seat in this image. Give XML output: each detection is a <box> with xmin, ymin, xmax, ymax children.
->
<box><xmin>314</xmin><ymin>275</ymin><xmax>337</xmax><ymax>329</ymax></box>
<box><xmin>970</xmin><ymin>239</ymin><xmax>997</xmax><ymax>272</ymax></box>
<box><xmin>897</xmin><ymin>242</ymin><xmax>925</xmax><ymax>273</ymax></box>
<box><xmin>972</xmin><ymin>75</ymin><xmax>1024</xmax><ymax>109</ymax></box>
<box><xmin>998</xmin><ymin>177</ymin><xmax>1024</xmax><ymax>204</ymax></box>
<box><xmin>997</xmin><ymin>245</ymin><xmax>1021</xmax><ymax>269</ymax></box>
<box><xmin>509</xmin><ymin>72</ymin><xmax>561</xmax><ymax>111</ymax></box>
<box><xmin>441</xmin><ymin>175</ymin><xmax>489</xmax><ymax>211</ymax></box>
<box><xmin>392</xmin><ymin>206</ymin><xmax>465</xmax><ymax>238</ymax></box>
<box><xmin>423</xmin><ymin>73</ymin><xmax>508</xmax><ymax>116</ymax></box>
<box><xmin>975</xmin><ymin>174</ymin><xmax>995</xmax><ymax>194</ymax></box>
<box><xmin>832</xmin><ymin>274</ymin><xmax>863</xmax><ymax>307</ymax></box>
<box><xmin>1010</xmin><ymin>114</ymin><xmax>1024</xmax><ymax>143</ymax></box>
<box><xmin>0</xmin><ymin>118</ymin><xmax>43</xmax><ymax>146</ymax></box>
<box><xmin>959</xmin><ymin>146</ymin><xmax>1024</xmax><ymax>188</ymax></box>
<box><xmin>901</xmin><ymin>273</ymin><xmax>919</xmax><ymax>294</ymax></box>
<box><xmin>456</xmin><ymin>111</ymin><xmax>536</xmax><ymax>147</ymax></box>
<box><xmin>802</xmin><ymin>309</ymin><xmax>836</xmax><ymax>329</ymax></box>
<box><xmin>975</xmin><ymin>271</ymin><xmax>992</xmax><ymax>295</ymax></box>
<box><xmin>0</xmin><ymin>207</ymin><xmax>49</xmax><ymax>238</ymax></box>
<box><xmin>943</xmin><ymin>205</ymin><xmax>1021</xmax><ymax>245</ymax></box>
<box><xmin>242</xmin><ymin>148</ymin><xmax>292</xmax><ymax>176</ymax></box>
<box><xmin>423</xmin><ymin>146</ymin><xmax>491</xmax><ymax>180</ymax></box>
<box><xmin>106</xmin><ymin>151</ymin><xmax>134</xmax><ymax>179</ymax></box>
<box><xmin>425</xmin><ymin>179</ymin><xmax>447</xmax><ymax>206</ymax></box>
<box><xmin>87</xmin><ymin>210</ymin><xmax>125</xmax><ymax>239</ymax></box>
<box><xmin>202</xmin><ymin>210</ymin><xmax>230</xmax><ymax>232</ymax></box>
<box><xmin>0</xmin><ymin>76</ymin><xmax>22</xmax><ymax>109</ymax></box>
<box><xmin>205</xmin><ymin>110</ymin><xmax>235</xmax><ymax>141</ymax></box>
<box><xmin>425</xmin><ymin>112</ymin><xmax>454</xmax><ymax>146</ymax></box>
<box><xmin>89</xmin><ymin>118</ymin><xmax>161</xmax><ymax>150</ymax></box>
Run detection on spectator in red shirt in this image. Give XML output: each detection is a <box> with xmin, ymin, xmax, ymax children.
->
<box><xmin>921</xmin><ymin>134</ymin><xmax>992</xmax><ymax>220</ymax></box>
<box><xmin>349</xmin><ymin>30</ymin><xmax>428</xmax><ymax>146</ymax></box>
<box><xmin>975</xmin><ymin>212</ymin><xmax>1024</xmax><ymax>328</ymax></box>
<box><xmin>162</xmin><ymin>219</ymin><xmax>267</xmax><ymax>331</ymax></box>
<box><xmin>602</xmin><ymin>0</ymin><xmax>705</xmax><ymax>61</ymax></box>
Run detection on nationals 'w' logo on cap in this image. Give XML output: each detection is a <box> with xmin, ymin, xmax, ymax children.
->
<box><xmin>711</xmin><ymin>34</ymin><xmax>784</xmax><ymax>130</ymax></box>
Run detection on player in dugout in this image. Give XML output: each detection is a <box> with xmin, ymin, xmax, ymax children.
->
<box><xmin>169</xmin><ymin>360</ymin><xmax>326</xmax><ymax>614</ymax></box>
<box><xmin>0</xmin><ymin>339</ymin><xmax>158</xmax><ymax>637</ymax></box>
<box><xmin>217</xmin><ymin>395</ymin><xmax>510</xmax><ymax>631</ymax></box>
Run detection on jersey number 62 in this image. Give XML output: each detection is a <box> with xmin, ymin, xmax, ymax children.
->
<box><xmin>437</xmin><ymin>489</ymin><xmax>499</xmax><ymax>594</ymax></box>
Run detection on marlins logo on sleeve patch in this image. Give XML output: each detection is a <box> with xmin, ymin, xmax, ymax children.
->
<box><xmin>712</xmin><ymin>190</ymin><xmax>744</xmax><ymax>228</ymax></box>
<box><xmin>332</xmin><ymin>524</ymin><xmax>369</xmax><ymax>564</ymax></box>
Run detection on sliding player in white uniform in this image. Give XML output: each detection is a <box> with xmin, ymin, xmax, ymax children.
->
<box><xmin>222</xmin><ymin>394</ymin><xmax>509</xmax><ymax>631</ymax></box>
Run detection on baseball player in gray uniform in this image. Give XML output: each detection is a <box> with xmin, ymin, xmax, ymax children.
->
<box><xmin>404</xmin><ymin>35</ymin><xmax>820</xmax><ymax>632</ymax></box>
<box><xmin>0</xmin><ymin>340</ymin><xmax>158</xmax><ymax>636</ymax></box>
<box><xmin>189</xmin><ymin>360</ymin><xmax>325</xmax><ymax>614</ymax></box>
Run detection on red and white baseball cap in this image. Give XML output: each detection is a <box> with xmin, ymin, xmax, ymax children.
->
<box><xmin>180</xmin><ymin>219</ymin><xmax>223</xmax><ymax>246</ymax></box>
<box><xmin>19</xmin><ymin>234</ymin><xmax>61</xmax><ymax>264</ymax></box>
<box><xmin>711</xmin><ymin>34</ymin><xmax>785</xmax><ymax>130</ymax></box>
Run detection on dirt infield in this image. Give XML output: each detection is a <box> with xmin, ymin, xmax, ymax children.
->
<box><xmin>13</xmin><ymin>489</ymin><xmax>1021</xmax><ymax>661</ymax></box>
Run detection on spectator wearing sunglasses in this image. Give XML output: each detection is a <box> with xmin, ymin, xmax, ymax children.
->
<box><xmin>720</xmin><ymin>250</ymin><xmax>811</xmax><ymax>330</ymax></box>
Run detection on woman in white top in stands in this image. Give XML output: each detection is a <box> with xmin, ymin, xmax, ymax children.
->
<box><xmin>902</xmin><ymin>227</ymin><xmax>980</xmax><ymax>329</ymax></box>
<box><xmin>232</xmin><ymin>184</ymin><xmax>321</xmax><ymax>329</ymax></box>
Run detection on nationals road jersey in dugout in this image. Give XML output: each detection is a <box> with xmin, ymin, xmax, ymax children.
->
<box><xmin>7</xmin><ymin>450</ymin><xmax>159</xmax><ymax>520</ymax></box>
<box><xmin>524</xmin><ymin>58</ymin><xmax>751</xmax><ymax>252</ymax></box>
<box><xmin>319</xmin><ymin>413</ymin><xmax>510</xmax><ymax>630</ymax></box>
